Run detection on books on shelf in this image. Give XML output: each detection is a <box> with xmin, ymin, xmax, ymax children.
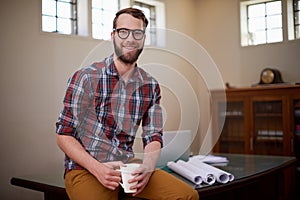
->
<box><xmin>167</xmin><ymin>155</ymin><xmax>234</xmax><ymax>185</ymax></box>
<box><xmin>256</xmin><ymin>130</ymin><xmax>283</xmax><ymax>140</ymax></box>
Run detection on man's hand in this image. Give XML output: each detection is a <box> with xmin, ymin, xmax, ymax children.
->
<box><xmin>91</xmin><ymin>161</ymin><xmax>124</xmax><ymax>190</ymax></box>
<box><xmin>128</xmin><ymin>163</ymin><xmax>153</xmax><ymax>195</ymax></box>
<box><xmin>56</xmin><ymin>135</ymin><xmax>124</xmax><ymax>191</ymax></box>
<box><xmin>129</xmin><ymin>141</ymin><xmax>161</xmax><ymax>196</ymax></box>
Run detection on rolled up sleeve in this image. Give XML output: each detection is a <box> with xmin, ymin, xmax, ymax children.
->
<box><xmin>56</xmin><ymin>70</ymin><xmax>91</xmax><ymax>137</ymax></box>
<box><xmin>142</xmin><ymin>84</ymin><xmax>163</xmax><ymax>147</ymax></box>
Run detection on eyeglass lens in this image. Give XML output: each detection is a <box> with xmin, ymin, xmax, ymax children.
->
<box><xmin>116</xmin><ymin>28</ymin><xmax>144</xmax><ymax>40</ymax></box>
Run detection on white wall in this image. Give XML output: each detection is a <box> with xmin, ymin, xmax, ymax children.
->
<box><xmin>0</xmin><ymin>0</ymin><xmax>99</xmax><ymax>199</ymax></box>
<box><xmin>1</xmin><ymin>0</ymin><xmax>300</xmax><ymax>199</ymax></box>
<box><xmin>195</xmin><ymin>0</ymin><xmax>300</xmax><ymax>87</ymax></box>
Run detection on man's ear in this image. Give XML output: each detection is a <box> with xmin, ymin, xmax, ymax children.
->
<box><xmin>111</xmin><ymin>31</ymin><xmax>114</xmax><ymax>40</ymax></box>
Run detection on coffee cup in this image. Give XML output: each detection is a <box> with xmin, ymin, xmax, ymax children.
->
<box><xmin>118</xmin><ymin>163</ymin><xmax>140</xmax><ymax>193</ymax></box>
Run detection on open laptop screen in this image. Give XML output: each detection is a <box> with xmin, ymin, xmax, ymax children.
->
<box><xmin>156</xmin><ymin>130</ymin><xmax>192</xmax><ymax>168</ymax></box>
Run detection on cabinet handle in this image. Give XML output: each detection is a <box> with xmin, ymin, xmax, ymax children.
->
<box><xmin>250</xmin><ymin>137</ymin><xmax>253</xmax><ymax>151</ymax></box>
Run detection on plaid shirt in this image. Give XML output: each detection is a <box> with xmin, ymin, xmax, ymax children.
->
<box><xmin>56</xmin><ymin>55</ymin><xmax>163</xmax><ymax>172</ymax></box>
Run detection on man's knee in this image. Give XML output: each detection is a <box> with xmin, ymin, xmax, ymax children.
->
<box><xmin>174</xmin><ymin>186</ymin><xmax>199</xmax><ymax>200</ymax></box>
<box><xmin>188</xmin><ymin>189</ymin><xmax>199</xmax><ymax>200</ymax></box>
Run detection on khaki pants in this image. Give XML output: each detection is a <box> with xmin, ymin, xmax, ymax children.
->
<box><xmin>65</xmin><ymin>169</ymin><xmax>199</xmax><ymax>200</ymax></box>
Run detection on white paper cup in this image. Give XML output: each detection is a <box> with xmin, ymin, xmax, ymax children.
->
<box><xmin>119</xmin><ymin>163</ymin><xmax>140</xmax><ymax>193</ymax></box>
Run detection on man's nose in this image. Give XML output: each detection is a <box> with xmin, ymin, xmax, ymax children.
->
<box><xmin>126</xmin><ymin>31</ymin><xmax>136</xmax><ymax>41</ymax></box>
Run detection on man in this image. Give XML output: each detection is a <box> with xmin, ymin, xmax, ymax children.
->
<box><xmin>56</xmin><ymin>7</ymin><xmax>199</xmax><ymax>200</ymax></box>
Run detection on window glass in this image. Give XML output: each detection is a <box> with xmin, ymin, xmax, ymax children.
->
<box><xmin>248</xmin><ymin>18</ymin><xmax>266</xmax><ymax>32</ymax></box>
<box><xmin>42</xmin><ymin>16</ymin><xmax>56</xmax><ymax>32</ymax></box>
<box><xmin>267</xmin><ymin>29</ymin><xmax>283</xmax><ymax>42</ymax></box>
<box><xmin>248</xmin><ymin>4</ymin><xmax>265</xmax><ymax>18</ymax></box>
<box><xmin>57</xmin><ymin>18</ymin><xmax>72</xmax><ymax>34</ymax></box>
<box><xmin>57</xmin><ymin>1</ymin><xmax>72</xmax><ymax>18</ymax></box>
<box><xmin>92</xmin><ymin>0</ymin><xmax>119</xmax><ymax>40</ymax></box>
<box><xmin>254</xmin><ymin>30</ymin><xmax>267</xmax><ymax>44</ymax></box>
<box><xmin>266</xmin><ymin>1</ymin><xmax>281</xmax><ymax>15</ymax></box>
<box><xmin>42</xmin><ymin>0</ymin><xmax>56</xmax><ymax>16</ymax></box>
<box><xmin>42</xmin><ymin>0</ymin><xmax>77</xmax><ymax>35</ymax></box>
<box><xmin>246</xmin><ymin>1</ymin><xmax>283</xmax><ymax>45</ymax></box>
<box><xmin>267</xmin><ymin>15</ymin><xmax>282</xmax><ymax>29</ymax></box>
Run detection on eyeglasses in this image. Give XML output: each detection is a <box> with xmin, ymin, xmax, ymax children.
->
<box><xmin>113</xmin><ymin>28</ymin><xmax>145</xmax><ymax>40</ymax></box>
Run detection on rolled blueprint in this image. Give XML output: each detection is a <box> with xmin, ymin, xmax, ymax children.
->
<box><xmin>167</xmin><ymin>161</ymin><xmax>203</xmax><ymax>185</ymax></box>
<box><xmin>176</xmin><ymin>160</ymin><xmax>216</xmax><ymax>185</ymax></box>
<box><xmin>189</xmin><ymin>157</ymin><xmax>234</xmax><ymax>184</ymax></box>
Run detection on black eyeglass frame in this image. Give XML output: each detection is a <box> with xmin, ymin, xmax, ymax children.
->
<box><xmin>113</xmin><ymin>28</ymin><xmax>145</xmax><ymax>40</ymax></box>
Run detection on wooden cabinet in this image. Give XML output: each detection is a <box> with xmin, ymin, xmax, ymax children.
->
<box><xmin>212</xmin><ymin>85</ymin><xmax>300</xmax><ymax>159</ymax></box>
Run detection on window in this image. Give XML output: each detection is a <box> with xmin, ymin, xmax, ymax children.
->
<box><xmin>42</xmin><ymin>0</ymin><xmax>78</xmax><ymax>35</ymax></box>
<box><xmin>240</xmin><ymin>0</ymin><xmax>283</xmax><ymax>46</ymax></box>
<box><xmin>91</xmin><ymin>0</ymin><xmax>120</xmax><ymax>40</ymax></box>
<box><xmin>91</xmin><ymin>0</ymin><xmax>164</xmax><ymax>46</ymax></box>
<box><xmin>133</xmin><ymin>2</ymin><xmax>157</xmax><ymax>46</ymax></box>
<box><xmin>293</xmin><ymin>0</ymin><xmax>300</xmax><ymax>39</ymax></box>
<box><xmin>133</xmin><ymin>0</ymin><xmax>166</xmax><ymax>46</ymax></box>
<box><xmin>287</xmin><ymin>0</ymin><xmax>300</xmax><ymax>40</ymax></box>
<box><xmin>41</xmin><ymin>0</ymin><xmax>165</xmax><ymax>44</ymax></box>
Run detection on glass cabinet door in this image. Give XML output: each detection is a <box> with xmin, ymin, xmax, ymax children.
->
<box><xmin>294</xmin><ymin>99</ymin><xmax>300</xmax><ymax>134</ymax></box>
<box><xmin>293</xmin><ymin>98</ymin><xmax>300</xmax><ymax>165</ymax></box>
<box><xmin>252</xmin><ymin>100</ymin><xmax>284</xmax><ymax>155</ymax></box>
<box><xmin>218</xmin><ymin>101</ymin><xmax>246</xmax><ymax>153</ymax></box>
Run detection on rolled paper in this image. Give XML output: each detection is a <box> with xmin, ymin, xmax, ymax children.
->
<box><xmin>188</xmin><ymin>158</ymin><xmax>234</xmax><ymax>184</ymax></box>
<box><xmin>176</xmin><ymin>160</ymin><xmax>216</xmax><ymax>185</ymax></box>
<box><xmin>167</xmin><ymin>161</ymin><xmax>203</xmax><ymax>185</ymax></box>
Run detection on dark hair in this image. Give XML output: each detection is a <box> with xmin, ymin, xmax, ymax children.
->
<box><xmin>113</xmin><ymin>7</ymin><xmax>149</xmax><ymax>30</ymax></box>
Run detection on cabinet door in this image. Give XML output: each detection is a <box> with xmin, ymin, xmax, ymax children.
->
<box><xmin>251</xmin><ymin>96</ymin><xmax>287</xmax><ymax>155</ymax></box>
<box><xmin>292</xmin><ymin>96</ymin><xmax>300</xmax><ymax>164</ymax></box>
<box><xmin>216</xmin><ymin>100</ymin><xmax>247</xmax><ymax>154</ymax></box>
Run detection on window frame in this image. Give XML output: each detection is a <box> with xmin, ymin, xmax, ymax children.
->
<box><xmin>240</xmin><ymin>0</ymin><xmax>283</xmax><ymax>46</ymax></box>
<box><xmin>133</xmin><ymin>2</ymin><xmax>157</xmax><ymax>46</ymax></box>
<box><xmin>294</xmin><ymin>0</ymin><xmax>300</xmax><ymax>39</ymax></box>
<box><xmin>288</xmin><ymin>0</ymin><xmax>300</xmax><ymax>40</ymax></box>
<box><xmin>42</xmin><ymin>0</ymin><xmax>78</xmax><ymax>35</ymax></box>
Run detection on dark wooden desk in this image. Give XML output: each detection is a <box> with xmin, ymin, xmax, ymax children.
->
<box><xmin>10</xmin><ymin>154</ymin><xmax>297</xmax><ymax>200</ymax></box>
<box><xmin>11</xmin><ymin>174</ymin><xmax>68</xmax><ymax>200</ymax></box>
<box><xmin>171</xmin><ymin>154</ymin><xmax>297</xmax><ymax>200</ymax></box>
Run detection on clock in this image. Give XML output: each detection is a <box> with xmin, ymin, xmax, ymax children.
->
<box><xmin>259</xmin><ymin>68</ymin><xmax>284</xmax><ymax>85</ymax></box>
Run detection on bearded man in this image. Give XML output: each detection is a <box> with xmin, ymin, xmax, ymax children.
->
<box><xmin>56</xmin><ymin>7</ymin><xmax>199</xmax><ymax>200</ymax></box>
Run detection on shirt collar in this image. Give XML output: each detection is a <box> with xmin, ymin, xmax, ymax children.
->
<box><xmin>105</xmin><ymin>55</ymin><xmax>118</xmax><ymax>76</ymax></box>
<box><xmin>105</xmin><ymin>54</ymin><xmax>144</xmax><ymax>83</ymax></box>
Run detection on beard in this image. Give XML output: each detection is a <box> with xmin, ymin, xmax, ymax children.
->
<box><xmin>113</xmin><ymin>39</ymin><xmax>144</xmax><ymax>65</ymax></box>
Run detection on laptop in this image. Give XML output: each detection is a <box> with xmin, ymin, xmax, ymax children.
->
<box><xmin>156</xmin><ymin>130</ymin><xmax>192</xmax><ymax>168</ymax></box>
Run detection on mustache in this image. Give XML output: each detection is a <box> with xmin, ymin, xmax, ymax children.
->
<box><xmin>122</xmin><ymin>42</ymin><xmax>140</xmax><ymax>48</ymax></box>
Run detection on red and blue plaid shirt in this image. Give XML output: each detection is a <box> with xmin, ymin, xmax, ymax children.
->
<box><xmin>56</xmin><ymin>55</ymin><xmax>163</xmax><ymax>172</ymax></box>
